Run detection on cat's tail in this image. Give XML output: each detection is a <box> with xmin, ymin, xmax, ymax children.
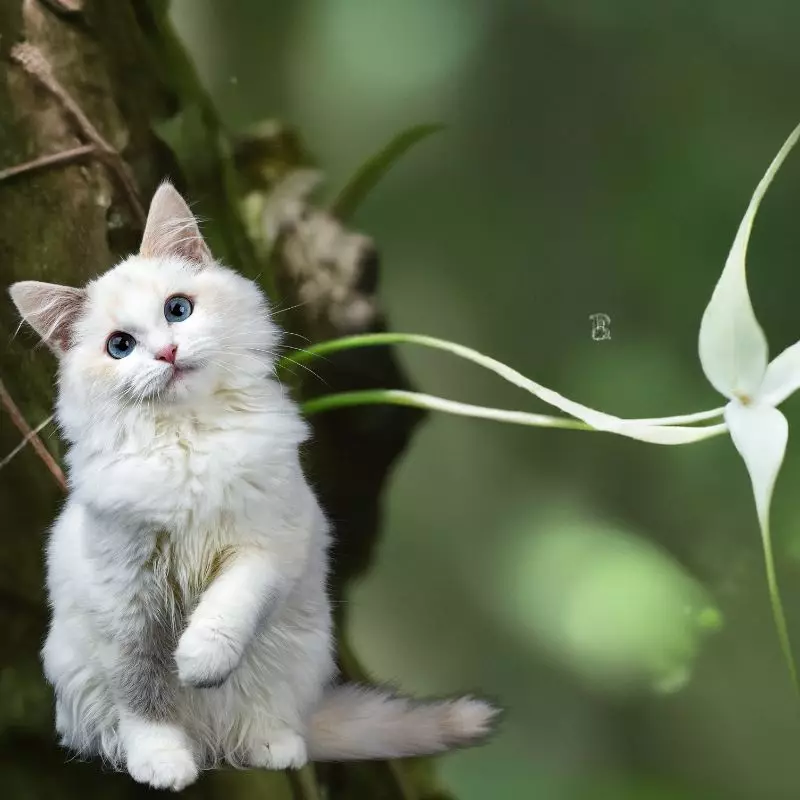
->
<box><xmin>307</xmin><ymin>684</ymin><xmax>499</xmax><ymax>762</ymax></box>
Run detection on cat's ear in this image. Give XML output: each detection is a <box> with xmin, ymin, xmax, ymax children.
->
<box><xmin>139</xmin><ymin>181</ymin><xmax>212</xmax><ymax>266</ymax></box>
<box><xmin>9</xmin><ymin>281</ymin><xmax>86</xmax><ymax>355</ymax></box>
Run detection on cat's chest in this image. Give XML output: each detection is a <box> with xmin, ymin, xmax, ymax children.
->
<box><xmin>134</xmin><ymin>415</ymin><xmax>271</xmax><ymax>526</ymax></box>
<box><xmin>152</xmin><ymin>425</ymin><xmax>241</xmax><ymax>483</ymax></box>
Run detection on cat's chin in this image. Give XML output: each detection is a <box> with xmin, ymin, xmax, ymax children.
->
<box><xmin>153</xmin><ymin>364</ymin><xmax>231</xmax><ymax>405</ymax></box>
<box><xmin>161</xmin><ymin>373</ymin><xmax>203</xmax><ymax>401</ymax></box>
<box><xmin>167</xmin><ymin>364</ymin><xmax>199</xmax><ymax>386</ymax></box>
<box><xmin>159</xmin><ymin>362</ymin><xmax>206</xmax><ymax>392</ymax></box>
<box><xmin>136</xmin><ymin>367</ymin><xmax>202</xmax><ymax>405</ymax></box>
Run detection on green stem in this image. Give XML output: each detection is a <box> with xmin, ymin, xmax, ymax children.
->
<box><xmin>280</xmin><ymin>332</ymin><xmax>727</xmax><ymax>442</ymax></box>
<box><xmin>761</xmin><ymin>521</ymin><xmax>800</xmax><ymax>695</ymax></box>
<box><xmin>287</xmin><ymin>766</ymin><xmax>323</xmax><ymax>800</ymax></box>
<box><xmin>301</xmin><ymin>388</ymin><xmax>593</xmax><ymax>431</ymax></box>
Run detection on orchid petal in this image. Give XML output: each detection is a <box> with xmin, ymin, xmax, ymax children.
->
<box><xmin>724</xmin><ymin>402</ymin><xmax>788</xmax><ymax>532</ymax></box>
<box><xmin>698</xmin><ymin>124</ymin><xmax>800</xmax><ymax>399</ymax></box>
<box><xmin>625</xmin><ymin>407</ymin><xmax>725</xmax><ymax>426</ymax></box>
<box><xmin>724</xmin><ymin>400</ymin><xmax>798</xmax><ymax>691</ymax></box>
<box><xmin>759</xmin><ymin>340</ymin><xmax>800</xmax><ymax>407</ymax></box>
<box><xmin>613</xmin><ymin>420</ymin><xmax>727</xmax><ymax>445</ymax></box>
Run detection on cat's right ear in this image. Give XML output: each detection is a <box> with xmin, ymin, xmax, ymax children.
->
<box><xmin>9</xmin><ymin>281</ymin><xmax>86</xmax><ymax>355</ymax></box>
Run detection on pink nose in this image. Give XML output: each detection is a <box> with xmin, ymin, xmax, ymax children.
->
<box><xmin>155</xmin><ymin>344</ymin><xmax>178</xmax><ymax>364</ymax></box>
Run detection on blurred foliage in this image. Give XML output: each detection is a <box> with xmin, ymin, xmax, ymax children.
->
<box><xmin>495</xmin><ymin>503</ymin><xmax>722</xmax><ymax>695</ymax></box>
<box><xmin>171</xmin><ymin>1</ymin><xmax>800</xmax><ymax>798</ymax></box>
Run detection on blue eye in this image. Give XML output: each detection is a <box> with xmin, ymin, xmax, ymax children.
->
<box><xmin>165</xmin><ymin>295</ymin><xmax>193</xmax><ymax>323</ymax></box>
<box><xmin>107</xmin><ymin>332</ymin><xmax>136</xmax><ymax>359</ymax></box>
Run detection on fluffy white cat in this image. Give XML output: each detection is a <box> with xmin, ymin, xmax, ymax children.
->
<box><xmin>9</xmin><ymin>183</ymin><xmax>496</xmax><ymax>791</ymax></box>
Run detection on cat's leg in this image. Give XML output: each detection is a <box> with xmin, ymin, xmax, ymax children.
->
<box><xmin>86</xmin><ymin>525</ymin><xmax>200</xmax><ymax>790</ymax></box>
<box><xmin>47</xmin><ymin>501</ymin><xmax>198</xmax><ymax>788</ymax></box>
<box><xmin>43</xmin><ymin>619</ymin><xmax>80</xmax><ymax>743</ymax></box>
<box><xmin>237</xmin><ymin>602</ymin><xmax>335</xmax><ymax>771</ymax></box>
<box><xmin>117</xmin><ymin>714</ymin><xmax>197</xmax><ymax>791</ymax></box>
<box><xmin>174</xmin><ymin>547</ymin><xmax>287</xmax><ymax>688</ymax></box>
<box><xmin>44</xmin><ymin>504</ymin><xmax>121</xmax><ymax>759</ymax></box>
<box><xmin>112</xmin><ymin>608</ymin><xmax>199</xmax><ymax>791</ymax></box>
<box><xmin>113</xmin><ymin>650</ymin><xmax>198</xmax><ymax>790</ymax></box>
<box><xmin>247</xmin><ymin>728</ymin><xmax>309</xmax><ymax>770</ymax></box>
<box><xmin>186</xmin><ymin>592</ymin><xmax>334</xmax><ymax>771</ymax></box>
<box><xmin>173</xmin><ymin>520</ymin><xmax>327</xmax><ymax>770</ymax></box>
<box><xmin>42</xmin><ymin>613</ymin><xmax>118</xmax><ymax>760</ymax></box>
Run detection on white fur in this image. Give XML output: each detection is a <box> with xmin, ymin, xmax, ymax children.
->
<box><xmin>119</xmin><ymin>716</ymin><xmax>199</xmax><ymax>791</ymax></box>
<box><xmin>13</xmin><ymin>184</ymin><xmax>497</xmax><ymax>790</ymax></box>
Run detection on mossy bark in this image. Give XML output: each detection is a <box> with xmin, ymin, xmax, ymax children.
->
<box><xmin>0</xmin><ymin>1</ymin><xmax>438</xmax><ymax>798</ymax></box>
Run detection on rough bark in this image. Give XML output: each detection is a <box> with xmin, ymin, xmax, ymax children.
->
<box><xmin>0</xmin><ymin>1</ymin><xmax>436</xmax><ymax>798</ymax></box>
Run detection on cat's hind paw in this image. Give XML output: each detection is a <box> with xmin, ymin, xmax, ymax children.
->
<box><xmin>248</xmin><ymin>729</ymin><xmax>308</xmax><ymax>770</ymax></box>
<box><xmin>124</xmin><ymin>722</ymin><xmax>198</xmax><ymax>791</ymax></box>
<box><xmin>174</xmin><ymin>622</ymin><xmax>241</xmax><ymax>688</ymax></box>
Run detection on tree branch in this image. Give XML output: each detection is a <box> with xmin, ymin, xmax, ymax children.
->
<box><xmin>0</xmin><ymin>144</ymin><xmax>95</xmax><ymax>183</ymax></box>
<box><xmin>10</xmin><ymin>42</ymin><xmax>145</xmax><ymax>225</ymax></box>
<box><xmin>0</xmin><ymin>380</ymin><xmax>65</xmax><ymax>491</ymax></box>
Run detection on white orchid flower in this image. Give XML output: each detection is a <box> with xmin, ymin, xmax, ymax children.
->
<box><xmin>699</xmin><ymin>123</ymin><xmax>800</xmax><ymax>528</ymax></box>
<box><xmin>696</xmin><ymin>122</ymin><xmax>800</xmax><ymax>685</ymax></box>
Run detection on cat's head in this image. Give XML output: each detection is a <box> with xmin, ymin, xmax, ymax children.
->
<box><xmin>9</xmin><ymin>182</ymin><xmax>279</xmax><ymax>411</ymax></box>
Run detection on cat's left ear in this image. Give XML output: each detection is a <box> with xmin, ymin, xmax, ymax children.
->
<box><xmin>139</xmin><ymin>181</ymin><xmax>212</xmax><ymax>266</ymax></box>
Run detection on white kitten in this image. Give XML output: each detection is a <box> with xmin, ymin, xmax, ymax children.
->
<box><xmin>9</xmin><ymin>183</ymin><xmax>497</xmax><ymax>791</ymax></box>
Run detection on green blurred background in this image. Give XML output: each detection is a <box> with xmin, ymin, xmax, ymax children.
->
<box><xmin>171</xmin><ymin>2</ymin><xmax>800</xmax><ymax>798</ymax></box>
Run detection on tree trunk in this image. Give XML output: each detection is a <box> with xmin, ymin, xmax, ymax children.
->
<box><xmin>0</xmin><ymin>2</ymin><xmax>438</xmax><ymax>797</ymax></box>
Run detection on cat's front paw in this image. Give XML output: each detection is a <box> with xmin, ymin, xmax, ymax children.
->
<box><xmin>175</xmin><ymin>622</ymin><xmax>242</xmax><ymax>688</ymax></box>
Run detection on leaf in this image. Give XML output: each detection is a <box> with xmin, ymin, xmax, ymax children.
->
<box><xmin>284</xmin><ymin>333</ymin><xmax>728</xmax><ymax>445</ymax></box>
<box><xmin>331</xmin><ymin>124</ymin><xmax>444</xmax><ymax>221</ymax></box>
<box><xmin>698</xmin><ymin>123</ymin><xmax>800</xmax><ymax>399</ymax></box>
